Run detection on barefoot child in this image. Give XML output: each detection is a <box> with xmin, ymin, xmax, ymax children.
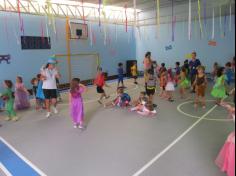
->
<box><xmin>193</xmin><ymin>66</ymin><xmax>207</xmax><ymax>109</ymax></box>
<box><xmin>211</xmin><ymin>67</ymin><xmax>227</xmax><ymax>105</ymax></box>
<box><xmin>94</xmin><ymin>67</ymin><xmax>110</xmax><ymax>104</ymax></box>
<box><xmin>69</xmin><ymin>78</ymin><xmax>87</xmax><ymax>129</ymax></box>
<box><xmin>131</xmin><ymin>62</ymin><xmax>138</xmax><ymax>84</ymax></box>
<box><xmin>0</xmin><ymin>80</ymin><xmax>18</xmax><ymax>121</ymax></box>
<box><xmin>117</xmin><ymin>63</ymin><xmax>125</xmax><ymax>88</ymax></box>
<box><xmin>131</xmin><ymin>101</ymin><xmax>157</xmax><ymax>116</ymax></box>
<box><xmin>146</xmin><ymin>70</ymin><xmax>157</xmax><ymax>103</ymax></box>
<box><xmin>179</xmin><ymin>67</ymin><xmax>190</xmax><ymax>99</ymax></box>
<box><xmin>165</xmin><ymin>68</ymin><xmax>175</xmax><ymax>102</ymax></box>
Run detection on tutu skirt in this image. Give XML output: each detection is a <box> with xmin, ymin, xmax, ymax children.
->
<box><xmin>211</xmin><ymin>86</ymin><xmax>227</xmax><ymax>99</ymax></box>
<box><xmin>14</xmin><ymin>90</ymin><xmax>30</xmax><ymax>110</ymax></box>
<box><xmin>180</xmin><ymin>79</ymin><xmax>190</xmax><ymax>88</ymax></box>
<box><xmin>216</xmin><ymin>132</ymin><xmax>235</xmax><ymax>176</ymax></box>
<box><xmin>166</xmin><ymin>82</ymin><xmax>175</xmax><ymax>91</ymax></box>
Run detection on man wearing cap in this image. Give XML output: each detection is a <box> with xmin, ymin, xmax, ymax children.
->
<box><xmin>189</xmin><ymin>51</ymin><xmax>201</xmax><ymax>93</ymax></box>
<box><xmin>41</xmin><ymin>56</ymin><xmax>61</xmax><ymax>118</ymax></box>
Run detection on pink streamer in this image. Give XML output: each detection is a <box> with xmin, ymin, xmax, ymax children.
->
<box><xmin>125</xmin><ymin>4</ymin><xmax>128</xmax><ymax>32</ymax></box>
<box><xmin>98</xmin><ymin>0</ymin><xmax>102</xmax><ymax>26</ymax></box>
<box><xmin>41</xmin><ymin>19</ymin><xmax>45</xmax><ymax>44</ymax></box>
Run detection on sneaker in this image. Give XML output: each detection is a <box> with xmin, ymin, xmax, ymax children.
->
<box><xmin>12</xmin><ymin>116</ymin><xmax>19</xmax><ymax>122</ymax></box>
<box><xmin>53</xmin><ymin>107</ymin><xmax>58</xmax><ymax>114</ymax></box>
<box><xmin>78</xmin><ymin>125</ymin><xmax>86</xmax><ymax>130</ymax></box>
<box><xmin>73</xmin><ymin>124</ymin><xmax>78</xmax><ymax>129</ymax></box>
<box><xmin>46</xmin><ymin>112</ymin><xmax>51</xmax><ymax>118</ymax></box>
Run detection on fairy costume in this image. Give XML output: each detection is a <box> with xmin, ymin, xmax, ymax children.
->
<box><xmin>1</xmin><ymin>88</ymin><xmax>16</xmax><ymax>119</ymax></box>
<box><xmin>179</xmin><ymin>72</ymin><xmax>190</xmax><ymax>88</ymax></box>
<box><xmin>211</xmin><ymin>75</ymin><xmax>227</xmax><ymax>99</ymax></box>
<box><xmin>14</xmin><ymin>82</ymin><xmax>30</xmax><ymax>110</ymax></box>
<box><xmin>70</xmin><ymin>85</ymin><xmax>85</xmax><ymax>126</ymax></box>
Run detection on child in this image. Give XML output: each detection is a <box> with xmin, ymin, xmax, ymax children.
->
<box><xmin>225</xmin><ymin>62</ymin><xmax>234</xmax><ymax>86</ymax></box>
<box><xmin>165</xmin><ymin>68</ymin><xmax>175</xmax><ymax>102</ymax></box>
<box><xmin>182</xmin><ymin>59</ymin><xmax>190</xmax><ymax>78</ymax></box>
<box><xmin>179</xmin><ymin>67</ymin><xmax>190</xmax><ymax>99</ymax></box>
<box><xmin>212</xmin><ymin>62</ymin><xmax>219</xmax><ymax>82</ymax></box>
<box><xmin>146</xmin><ymin>70</ymin><xmax>157</xmax><ymax>103</ymax></box>
<box><xmin>132</xmin><ymin>91</ymin><xmax>148</xmax><ymax>106</ymax></box>
<box><xmin>1</xmin><ymin>80</ymin><xmax>18</xmax><ymax>121</ymax></box>
<box><xmin>211</xmin><ymin>67</ymin><xmax>227</xmax><ymax>105</ymax></box>
<box><xmin>36</xmin><ymin>74</ymin><xmax>45</xmax><ymax>110</ymax></box>
<box><xmin>131</xmin><ymin>101</ymin><xmax>157</xmax><ymax>116</ymax></box>
<box><xmin>215</xmin><ymin>102</ymin><xmax>235</xmax><ymax>176</ymax></box>
<box><xmin>14</xmin><ymin>76</ymin><xmax>30</xmax><ymax>110</ymax></box>
<box><xmin>105</xmin><ymin>87</ymin><xmax>131</xmax><ymax>108</ymax></box>
<box><xmin>159</xmin><ymin>67</ymin><xmax>167</xmax><ymax>98</ymax></box>
<box><xmin>69</xmin><ymin>78</ymin><xmax>87</xmax><ymax>129</ymax></box>
<box><xmin>131</xmin><ymin>62</ymin><xmax>138</xmax><ymax>84</ymax></box>
<box><xmin>0</xmin><ymin>97</ymin><xmax>4</xmax><ymax>112</ymax></box>
<box><xmin>31</xmin><ymin>77</ymin><xmax>39</xmax><ymax>109</ymax></box>
<box><xmin>94</xmin><ymin>67</ymin><xmax>110</xmax><ymax>104</ymax></box>
<box><xmin>174</xmin><ymin>62</ymin><xmax>181</xmax><ymax>86</ymax></box>
<box><xmin>193</xmin><ymin>66</ymin><xmax>207</xmax><ymax>109</ymax></box>
<box><xmin>117</xmin><ymin>63</ymin><xmax>125</xmax><ymax>88</ymax></box>
<box><xmin>56</xmin><ymin>78</ymin><xmax>62</xmax><ymax>102</ymax></box>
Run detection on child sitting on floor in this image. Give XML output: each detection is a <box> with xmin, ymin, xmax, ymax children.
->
<box><xmin>131</xmin><ymin>100</ymin><xmax>157</xmax><ymax>116</ymax></box>
<box><xmin>104</xmin><ymin>87</ymin><xmax>131</xmax><ymax>108</ymax></box>
<box><xmin>132</xmin><ymin>91</ymin><xmax>148</xmax><ymax>107</ymax></box>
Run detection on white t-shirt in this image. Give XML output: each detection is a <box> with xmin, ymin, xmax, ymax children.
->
<box><xmin>42</xmin><ymin>68</ymin><xmax>58</xmax><ymax>89</ymax></box>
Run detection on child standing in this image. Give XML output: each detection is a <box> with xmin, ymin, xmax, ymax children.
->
<box><xmin>193</xmin><ymin>66</ymin><xmax>207</xmax><ymax>109</ymax></box>
<box><xmin>179</xmin><ymin>67</ymin><xmax>190</xmax><ymax>99</ymax></box>
<box><xmin>146</xmin><ymin>70</ymin><xmax>157</xmax><ymax>103</ymax></box>
<box><xmin>225</xmin><ymin>62</ymin><xmax>234</xmax><ymax>86</ymax></box>
<box><xmin>165</xmin><ymin>68</ymin><xmax>175</xmax><ymax>102</ymax></box>
<box><xmin>174</xmin><ymin>62</ymin><xmax>181</xmax><ymax>87</ymax></box>
<box><xmin>212</xmin><ymin>62</ymin><xmax>219</xmax><ymax>82</ymax></box>
<box><xmin>0</xmin><ymin>97</ymin><xmax>4</xmax><ymax>112</ymax></box>
<box><xmin>94</xmin><ymin>67</ymin><xmax>110</xmax><ymax>104</ymax></box>
<box><xmin>131</xmin><ymin>62</ymin><xmax>138</xmax><ymax>84</ymax></box>
<box><xmin>14</xmin><ymin>76</ymin><xmax>30</xmax><ymax>110</ymax></box>
<box><xmin>132</xmin><ymin>92</ymin><xmax>148</xmax><ymax>106</ymax></box>
<box><xmin>211</xmin><ymin>67</ymin><xmax>227</xmax><ymax>105</ymax></box>
<box><xmin>159</xmin><ymin>67</ymin><xmax>167</xmax><ymax>98</ymax></box>
<box><xmin>118</xmin><ymin>63</ymin><xmax>125</xmax><ymax>88</ymax></box>
<box><xmin>1</xmin><ymin>80</ymin><xmax>18</xmax><ymax>121</ymax></box>
<box><xmin>70</xmin><ymin>78</ymin><xmax>87</xmax><ymax>129</ymax></box>
<box><xmin>36</xmin><ymin>74</ymin><xmax>45</xmax><ymax>110</ymax></box>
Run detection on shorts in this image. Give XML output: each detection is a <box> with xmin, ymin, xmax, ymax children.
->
<box><xmin>146</xmin><ymin>88</ymin><xmax>156</xmax><ymax>96</ymax></box>
<box><xmin>97</xmin><ymin>86</ymin><xmax>105</xmax><ymax>94</ymax></box>
<box><xmin>43</xmin><ymin>89</ymin><xmax>57</xmax><ymax>99</ymax></box>
<box><xmin>118</xmin><ymin>76</ymin><xmax>124</xmax><ymax>83</ymax></box>
<box><xmin>196</xmin><ymin>85</ymin><xmax>206</xmax><ymax>97</ymax></box>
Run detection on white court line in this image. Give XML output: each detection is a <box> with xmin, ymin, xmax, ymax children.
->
<box><xmin>132</xmin><ymin>88</ymin><xmax>234</xmax><ymax>176</ymax></box>
<box><xmin>0</xmin><ymin>162</ymin><xmax>12</xmax><ymax>176</ymax></box>
<box><xmin>0</xmin><ymin>137</ymin><xmax>47</xmax><ymax>176</ymax></box>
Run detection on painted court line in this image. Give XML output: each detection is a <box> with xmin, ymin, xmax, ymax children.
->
<box><xmin>0</xmin><ymin>137</ymin><xmax>47</xmax><ymax>176</ymax></box>
<box><xmin>132</xmin><ymin>88</ymin><xmax>234</xmax><ymax>176</ymax></box>
<box><xmin>0</xmin><ymin>162</ymin><xmax>12</xmax><ymax>176</ymax></box>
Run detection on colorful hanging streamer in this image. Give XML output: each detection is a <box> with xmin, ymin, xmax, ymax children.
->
<box><xmin>156</xmin><ymin>0</ymin><xmax>160</xmax><ymax>37</ymax></box>
<box><xmin>203</xmin><ymin>0</ymin><xmax>207</xmax><ymax>30</ymax></box>
<box><xmin>171</xmin><ymin>0</ymin><xmax>175</xmax><ymax>41</ymax></box>
<box><xmin>224</xmin><ymin>7</ymin><xmax>227</xmax><ymax>37</ymax></box>
<box><xmin>229</xmin><ymin>3</ymin><xmax>232</xmax><ymax>31</ymax></box>
<box><xmin>197</xmin><ymin>0</ymin><xmax>203</xmax><ymax>38</ymax></box>
<box><xmin>212</xmin><ymin>8</ymin><xmax>215</xmax><ymax>40</ymax></box>
<box><xmin>46</xmin><ymin>0</ymin><xmax>56</xmax><ymax>34</ymax></box>
<box><xmin>81</xmin><ymin>0</ymin><xmax>86</xmax><ymax>24</ymax></box>
<box><xmin>90</xmin><ymin>23</ymin><xmax>93</xmax><ymax>46</ymax></box>
<box><xmin>219</xmin><ymin>5</ymin><xmax>223</xmax><ymax>37</ymax></box>
<box><xmin>98</xmin><ymin>0</ymin><xmax>102</xmax><ymax>26</ymax></box>
<box><xmin>133</xmin><ymin>0</ymin><xmax>137</xmax><ymax>28</ymax></box>
<box><xmin>17</xmin><ymin>0</ymin><xmax>24</xmax><ymax>35</ymax></box>
<box><xmin>4</xmin><ymin>16</ymin><xmax>9</xmax><ymax>42</ymax></box>
<box><xmin>41</xmin><ymin>19</ymin><xmax>45</xmax><ymax>44</ymax></box>
<box><xmin>125</xmin><ymin>4</ymin><xmax>128</xmax><ymax>32</ymax></box>
<box><xmin>188</xmin><ymin>0</ymin><xmax>192</xmax><ymax>40</ymax></box>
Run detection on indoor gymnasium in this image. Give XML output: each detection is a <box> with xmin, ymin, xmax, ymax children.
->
<box><xmin>0</xmin><ymin>0</ymin><xmax>235</xmax><ymax>176</ymax></box>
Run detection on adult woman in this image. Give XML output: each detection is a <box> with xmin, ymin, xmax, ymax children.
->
<box><xmin>41</xmin><ymin>57</ymin><xmax>61</xmax><ymax>118</ymax></box>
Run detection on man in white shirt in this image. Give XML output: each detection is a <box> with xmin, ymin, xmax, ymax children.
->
<box><xmin>41</xmin><ymin>58</ymin><xmax>61</xmax><ymax>118</ymax></box>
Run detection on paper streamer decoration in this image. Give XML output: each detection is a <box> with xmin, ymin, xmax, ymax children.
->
<box><xmin>212</xmin><ymin>8</ymin><xmax>215</xmax><ymax>39</ymax></box>
<box><xmin>89</xmin><ymin>23</ymin><xmax>93</xmax><ymax>46</ymax></box>
<box><xmin>125</xmin><ymin>4</ymin><xmax>128</xmax><ymax>32</ymax></box>
<box><xmin>41</xmin><ymin>19</ymin><xmax>45</xmax><ymax>43</ymax></box>
<box><xmin>197</xmin><ymin>0</ymin><xmax>203</xmax><ymax>38</ymax></box>
<box><xmin>224</xmin><ymin>7</ymin><xmax>227</xmax><ymax>37</ymax></box>
<box><xmin>208</xmin><ymin>40</ymin><xmax>217</xmax><ymax>46</ymax></box>
<box><xmin>171</xmin><ymin>0</ymin><xmax>174</xmax><ymax>41</ymax></box>
<box><xmin>81</xmin><ymin>0</ymin><xmax>86</xmax><ymax>24</ymax></box>
<box><xmin>17</xmin><ymin>0</ymin><xmax>24</xmax><ymax>35</ymax></box>
<box><xmin>220</xmin><ymin>5</ymin><xmax>223</xmax><ymax>37</ymax></box>
<box><xmin>133</xmin><ymin>0</ymin><xmax>137</xmax><ymax>28</ymax></box>
<box><xmin>185</xmin><ymin>53</ymin><xmax>192</xmax><ymax>59</ymax></box>
<box><xmin>229</xmin><ymin>3</ymin><xmax>232</xmax><ymax>31</ymax></box>
<box><xmin>115</xmin><ymin>23</ymin><xmax>118</xmax><ymax>42</ymax></box>
<box><xmin>98</xmin><ymin>0</ymin><xmax>102</xmax><ymax>26</ymax></box>
<box><xmin>46</xmin><ymin>0</ymin><xmax>56</xmax><ymax>34</ymax></box>
<box><xmin>4</xmin><ymin>16</ymin><xmax>9</xmax><ymax>42</ymax></box>
<box><xmin>203</xmin><ymin>0</ymin><xmax>207</xmax><ymax>30</ymax></box>
<box><xmin>188</xmin><ymin>0</ymin><xmax>192</xmax><ymax>40</ymax></box>
<box><xmin>156</xmin><ymin>0</ymin><xmax>160</xmax><ymax>37</ymax></box>
<box><xmin>165</xmin><ymin>45</ymin><xmax>173</xmax><ymax>51</ymax></box>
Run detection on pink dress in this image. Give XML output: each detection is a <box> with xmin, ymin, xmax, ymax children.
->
<box><xmin>216</xmin><ymin>114</ymin><xmax>235</xmax><ymax>176</ymax></box>
<box><xmin>14</xmin><ymin>83</ymin><xmax>30</xmax><ymax>110</ymax></box>
<box><xmin>70</xmin><ymin>86</ymin><xmax>85</xmax><ymax>125</ymax></box>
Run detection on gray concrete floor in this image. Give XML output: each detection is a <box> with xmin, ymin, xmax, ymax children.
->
<box><xmin>0</xmin><ymin>79</ymin><xmax>234</xmax><ymax>176</ymax></box>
